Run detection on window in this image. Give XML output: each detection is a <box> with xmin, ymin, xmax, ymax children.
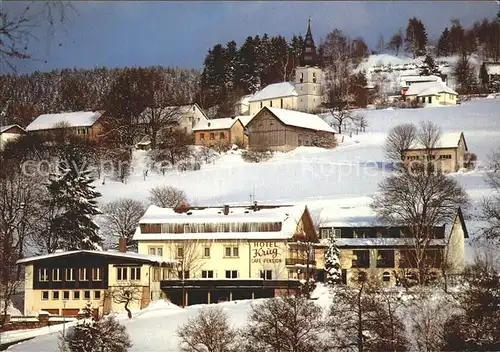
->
<box><xmin>224</xmin><ymin>247</ymin><xmax>238</xmax><ymax>258</ymax></box>
<box><xmin>84</xmin><ymin>291</ymin><xmax>91</xmax><ymax>300</ymax></box>
<box><xmin>52</xmin><ymin>291</ymin><xmax>59</xmax><ymax>300</ymax></box>
<box><xmin>39</xmin><ymin>268</ymin><xmax>49</xmax><ymax>282</ymax></box>
<box><xmin>117</xmin><ymin>267</ymin><xmax>128</xmax><ymax>281</ymax></box>
<box><xmin>200</xmin><ymin>133</ymin><xmax>205</xmax><ymax>140</ymax></box>
<box><xmin>352</xmin><ymin>250</ymin><xmax>370</xmax><ymax>268</ymax></box>
<box><xmin>203</xmin><ymin>247</ymin><xmax>210</xmax><ymax>258</ymax></box>
<box><xmin>219</xmin><ymin>132</ymin><xmax>225</xmax><ymax>139</ymax></box>
<box><xmin>210</xmin><ymin>133</ymin><xmax>215</xmax><ymax>140</ymax></box>
<box><xmin>377</xmin><ymin>250</ymin><xmax>395</xmax><ymax>268</ymax></box>
<box><xmin>52</xmin><ymin>268</ymin><xmax>61</xmax><ymax>281</ymax></box>
<box><xmin>382</xmin><ymin>272</ymin><xmax>391</xmax><ymax>282</ymax></box>
<box><xmin>66</xmin><ymin>268</ymin><xmax>75</xmax><ymax>281</ymax></box>
<box><xmin>202</xmin><ymin>270</ymin><xmax>214</xmax><ymax>278</ymax></box>
<box><xmin>270</xmin><ymin>101</ymin><xmax>273</xmax><ymax>107</ymax></box>
<box><xmin>320</xmin><ymin>229</ymin><xmax>330</xmax><ymax>239</ymax></box>
<box><xmin>73</xmin><ymin>291</ymin><xmax>80</xmax><ymax>300</ymax></box>
<box><xmin>178</xmin><ymin>270</ymin><xmax>189</xmax><ymax>279</ymax></box>
<box><xmin>149</xmin><ymin>247</ymin><xmax>163</xmax><ymax>256</ymax></box>
<box><xmin>177</xmin><ymin>247</ymin><xmax>184</xmax><ymax>258</ymax></box>
<box><xmin>225</xmin><ymin>270</ymin><xmax>238</xmax><ymax>279</ymax></box>
<box><xmin>280</xmin><ymin>99</ymin><xmax>284</xmax><ymax>108</ymax></box>
<box><xmin>94</xmin><ymin>291</ymin><xmax>101</xmax><ymax>300</ymax></box>
<box><xmin>79</xmin><ymin>268</ymin><xmax>88</xmax><ymax>281</ymax></box>
<box><xmin>63</xmin><ymin>291</ymin><xmax>70</xmax><ymax>300</ymax></box>
<box><xmin>92</xmin><ymin>268</ymin><xmax>102</xmax><ymax>281</ymax></box>
<box><xmin>260</xmin><ymin>102</ymin><xmax>263</xmax><ymax>108</ymax></box>
<box><xmin>42</xmin><ymin>291</ymin><xmax>49</xmax><ymax>300</ymax></box>
<box><xmin>130</xmin><ymin>267</ymin><xmax>141</xmax><ymax>281</ymax></box>
<box><xmin>260</xmin><ymin>270</ymin><xmax>272</xmax><ymax>280</ymax></box>
<box><xmin>77</xmin><ymin>128</ymin><xmax>88</xmax><ymax>135</ymax></box>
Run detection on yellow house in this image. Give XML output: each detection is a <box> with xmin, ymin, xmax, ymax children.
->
<box><xmin>316</xmin><ymin>199</ymin><xmax>468</xmax><ymax>287</ymax></box>
<box><xmin>404</xmin><ymin>80</ymin><xmax>458</xmax><ymax>105</ymax></box>
<box><xmin>16</xmin><ymin>248</ymin><xmax>175</xmax><ymax>317</ymax></box>
<box><xmin>133</xmin><ymin>203</ymin><xmax>320</xmax><ymax>306</ymax></box>
<box><xmin>192</xmin><ymin>117</ymin><xmax>247</xmax><ymax>147</ymax></box>
<box><xmin>403</xmin><ymin>132</ymin><xmax>469</xmax><ymax>173</ymax></box>
<box><xmin>25</xmin><ymin>111</ymin><xmax>105</xmax><ymax>141</ymax></box>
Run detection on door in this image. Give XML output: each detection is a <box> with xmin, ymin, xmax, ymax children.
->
<box><xmin>428</xmin><ymin>96</ymin><xmax>432</xmax><ymax>104</ymax></box>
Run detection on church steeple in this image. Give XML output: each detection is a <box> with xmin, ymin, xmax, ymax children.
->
<box><xmin>300</xmin><ymin>18</ymin><xmax>317</xmax><ymax>66</ymax></box>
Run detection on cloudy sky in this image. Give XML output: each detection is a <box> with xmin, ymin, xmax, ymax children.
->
<box><xmin>5</xmin><ymin>1</ymin><xmax>499</xmax><ymax>73</ymax></box>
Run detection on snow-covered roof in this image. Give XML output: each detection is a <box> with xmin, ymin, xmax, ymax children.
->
<box><xmin>0</xmin><ymin>124</ymin><xmax>26</xmax><ymax>134</ymax></box>
<box><xmin>16</xmin><ymin>250</ymin><xmax>175</xmax><ymax>265</ymax></box>
<box><xmin>248</xmin><ymin>82</ymin><xmax>297</xmax><ymax>102</ymax></box>
<box><xmin>237</xmin><ymin>115</ymin><xmax>255</xmax><ymax>127</ymax></box>
<box><xmin>319</xmin><ymin>197</ymin><xmax>378</xmax><ymax>228</ymax></box>
<box><xmin>264</xmin><ymin>107</ymin><xmax>335</xmax><ymax>133</ymax></box>
<box><xmin>192</xmin><ymin>117</ymin><xmax>240</xmax><ymax>131</ymax></box>
<box><xmin>237</xmin><ymin>94</ymin><xmax>254</xmax><ymax>105</ymax></box>
<box><xmin>400</xmin><ymin>75</ymin><xmax>442</xmax><ymax>87</ymax></box>
<box><xmin>134</xmin><ymin>204</ymin><xmax>307</xmax><ymax>240</ymax></box>
<box><xmin>26</xmin><ymin>111</ymin><xmax>103</xmax><ymax>132</ymax></box>
<box><xmin>405</xmin><ymin>80</ymin><xmax>457</xmax><ymax>97</ymax></box>
<box><xmin>407</xmin><ymin>132</ymin><xmax>465</xmax><ymax>150</ymax></box>
<box><xmin>335</xmin><ymin>238</ymin><xmax>447</xmax><ymax>247</ymax></box>
<box><xmin>137</xmin><ymin>104</ymin><xmax>207</xmax><ymax>125</ymax></box>
<box><xmin>485</xmin><ymin>62</ymin><xmax>500</xmax><ymax>75</ymax></box>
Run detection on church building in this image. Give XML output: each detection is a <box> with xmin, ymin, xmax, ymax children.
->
<box><xmin>247</xmin><ymin>20</ymin><xmax>324</xmax><ymax>116</ymax></box>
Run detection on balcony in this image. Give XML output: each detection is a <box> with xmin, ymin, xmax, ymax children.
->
<box><xmin>285</xmin><ymin>258</ymin><xmax>316</xmax><ymax>266</ymax></box>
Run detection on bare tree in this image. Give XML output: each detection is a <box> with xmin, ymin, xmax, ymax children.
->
<box><xmin>328</xmin><ymin>275</ymin><xmax>409</xmax><ymax>352</ymax></box>
<box><xmin>417</xmin><ymin>121</ymin><xmax>441</xmax><ymax>157</ymax></box>
<box><xmin>1</xmin><ymin>1</ymin><xmax>74</xmax><ymax>71</ymax></box>
<box><xmin>325</xmin><ymin>83</ymin><xmax>352</xmax><ymax>134</ymax></box>
<box><xmin>372</xmin><ymin>166</ymin><xmax>469</xmax><ymax>284</ymax></box>
<box><xmin>197</xmin><ymin>146</ymin><xmax>217</xmax><ymax>164</ymax></box>
<box><xmin>241</xmin><ymin>294</ymin><xmax>326</xmax><ymax>352</ymax></box>
<box><xmin>387</xmin><ymin>29</ymin><xmax>404</xmax><ymax>56</ymax></box>
<box><xmin>177</xmin><ymin>306</ymin><xmax>237</xmax><ymax>352</ymax></box>
<box><xmin>108</xmin><ymin>282</ymin><xmax>142</xmax><ymax>319</ymax></box>
<box><xmin>481</xmin><ymin>147</ymin><xmax>500</xmax><ymax>243</ymax></box>
<box><xmin>101</xmin><ymin>198</ymin><xmax>145</xmax><ymax>251</ymax></box>
<box><xmin>155</xmin><ymin>128</ymin><xmax>193</xmax><ymax>167</ymax></box>
<box><xmin>384</xmin><ymin>123</ymin><xmax>418</xmax><ymax>163</ymax></box>
<box><xmin>149</xmin><ymin>185</ymin><xmax>187</xmax><ymax>208</ymax></box>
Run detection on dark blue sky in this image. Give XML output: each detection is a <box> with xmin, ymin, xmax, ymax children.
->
<box><xmin>5</xmin><ymin>1</ymin><xmax>499</xmax><ymax>74</ymax></box>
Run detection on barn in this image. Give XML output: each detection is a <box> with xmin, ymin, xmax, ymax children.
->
<box><xmin>246</xmin><ymin>107</ymin><xmax>335</xmax><ymax>152</ymax></box>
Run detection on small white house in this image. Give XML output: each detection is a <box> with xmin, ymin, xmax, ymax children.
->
<box><xmin>404</xmin><ymin>80</ymin><xmax>458</xmax><ymax>105</ymax></box>
<box><xmin>0</xmin><ymin>124</ymin><xmax>27</xmax><ymax>150</ymax></box>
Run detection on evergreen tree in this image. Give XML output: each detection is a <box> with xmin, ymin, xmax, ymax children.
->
<box><xmin>325</xmin><ymin>232</ymin><xmax>342</xmax><ymax>285</ymax></box>
<box><xmin>479</xmin><ymin>62</ymin><xmax>489</xmax><ymax>89</ymax></box>
<box><xmin>421</xmin><ymin>54</ymin><xmax>441</xmax><ymax>76</ymax></box>
<box><xmin>46</xmin><ymin>144</ymin><xmax>103</xmax><ymax>251</ymax></box>
<box><xmin>405</xmin><ymin>17</ymin><xmax>428</xmax><ymax>58</ymax></box>
<box><xmin>449</xmin><ymin>19</ymin><xmax>465</xmax><ymax>55</ymax></box>
<box><xmin>437</xmin><ymin>27</ymin><xmax>451</xmax><ymax>56</ymax></box>
<box><xmin>236</xmin><ymin>36</ymin><xmax>261</xmax><ymax>94</ymax></box>
<box><xmin>200</xmin><ymin>44</ymin><xmax>228</xmax><ymax>107</ymax></box>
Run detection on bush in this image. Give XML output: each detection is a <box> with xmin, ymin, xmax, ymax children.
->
<box><xmin>233</xmin><ymin>137</ymin><xmax>246</xmax><ymax>150</ymax></box>
<box><xmin>177</xmin><ymin>160</ymin><xmax>201</xmax><ymax>172</ymax></box>
<box><xmin>149</xmin><ymin>185</ymin><xmax>187</xmax><ymax>207</ymax></box>
<box><xmin>241</xmin><ymin>150</ymin><xmax>273</xmax><ymax>163</ymax></box>
<box><xmin>213</xmin><ymin>139</ymin><xmax>232</xmax><ymax>154</ymax></box>
<box><xmin>312</xmin><ymin>135</ymin><xmax>337</xmax><ymax>149</ymax></box>
<box><xmin>464</xmin><ymin>152</ymin><xmax>477</xmax><ymax>170</ymax></box>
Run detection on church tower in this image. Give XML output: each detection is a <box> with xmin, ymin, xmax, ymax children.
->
<box><xmin>295</xmin><ymin>19</ymin><xmax>323</xmax><ymax>113</ymax></box>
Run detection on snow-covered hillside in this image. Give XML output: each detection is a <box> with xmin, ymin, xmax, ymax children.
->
<box><xmin>356</xmin><ymin>53</ymin><xmax>483</xmax><ymax>93</ymax></box>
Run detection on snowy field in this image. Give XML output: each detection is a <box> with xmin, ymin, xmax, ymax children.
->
<box><xmin>4</xmin><ymin>98</ymin><xmax>500</xmax><ymax>351</ymax></box>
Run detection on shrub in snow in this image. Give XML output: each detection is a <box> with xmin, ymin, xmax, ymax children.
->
<box><xmin>60</xmin><ymin>302</ymin><xmax>132</xmax><ymax>352</ymax></box>
<box><xmin>241</xmin><ymin>294</ymin><xmax>326</xmax><ymax>352</ymax></box>
<box><xmin>177</xmin><ymin>306</ymin><xmax>237</xmax><ymax>352</ymax></box>
<box><xmin>197</xmin><ymin>146</ymin><xmax>217</xmax><ymax>164</ymax></box>
<box><xmin>325</xmin><ymin>234</ymin><xmax>342</xmax><ymax>286</ymax></box>
<box><xmin>212</xmin><ymin>139</ymin><xmax>232</xmax><ymax>154</ymax></box>
<box><xmin>312</xmin><ymin>135</ymin><xmax>337</xmax><ymax>149</ymax></box>
<box><xmin>241</xmin><ymin>150</ymin><xmax>273</xmax><ymax>163</ymax></box>
<box><xmin>233</xmin><ymin>138</ymin><xmax>246</xmax><ymax>150</ymax></box>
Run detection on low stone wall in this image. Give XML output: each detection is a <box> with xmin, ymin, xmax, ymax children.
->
<box><xmin>0</xmin><ymin>312</ymin><xmax>78</xmax><ymax>332</ymax></box>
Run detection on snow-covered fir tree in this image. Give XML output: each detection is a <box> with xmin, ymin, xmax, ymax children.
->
<box><xmin>325</xmin><ymin>231</ymin><xmax>342</xmax><ymax>285</ymax></box>
<box><xmin>46</xmin><ymin>144</ymin><xmax>103</xmax><ymax>251</ymax></box>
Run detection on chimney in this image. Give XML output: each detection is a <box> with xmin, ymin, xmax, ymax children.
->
<box><xmin>223</xmin><ymin>205</ymin><xmax>230</xmax><ymax>215</ymax></box>
<box><xmin>118</xmin><ymin>237</ymin><xmax>127</xmax><ymax>253</ymax></box>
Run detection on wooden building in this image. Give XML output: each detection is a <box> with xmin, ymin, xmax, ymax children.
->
<box><xmin>133</xmin><ymin>203</ymin><xmax>320</xmax><ymax>306</ymax></box>
<box><xmin>403</xmin><ymin>132</ymin><xmax>468</xmax><ymax>172</ymax></box>
<box><xmin>25</xmin><ymin>111</ymin><xmax>104</xmax><ymax>141</ymax></box>
<box><xmin>192</xmin><ymin>117</ymin><xmax>247</xmax><ymax>147</ymax></box>
<box><xmin>246</xmin><ymin>106</ymin><xmax>336</xmax><ymax>152</ymax></box>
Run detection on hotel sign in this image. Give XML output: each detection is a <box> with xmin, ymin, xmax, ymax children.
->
<box><xmin>251</xmin><ymin>241</ymin><xmax>283</xmax><ymax>264</ymax></box>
